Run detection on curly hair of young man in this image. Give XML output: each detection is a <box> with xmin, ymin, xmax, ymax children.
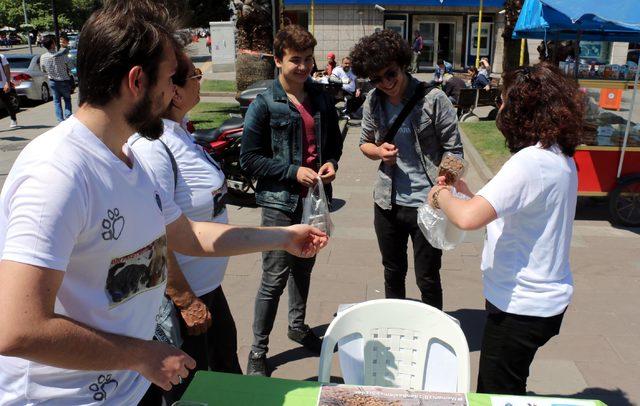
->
<box><xmin>496</xmin><ymin>63</ymin><xmax>585</xmax><ymax>157</ymax></box>
<box><xmin>349</xmin><ymin>29</ymin><xmax>412</xmax><ymax>79</ymax></box>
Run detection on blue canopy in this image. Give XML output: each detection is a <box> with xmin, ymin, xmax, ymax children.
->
<box><xmin>285</xmin><ymin>0</ymin><xmax>503</xmax><ymax>7</ymax></box>
<box><xmin>513</xmin><ymin>0</ymin><xmax>640</xmax><ymax>42</ymax></box>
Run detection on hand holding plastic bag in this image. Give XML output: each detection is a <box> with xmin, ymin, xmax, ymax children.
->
<box><xmin>301</xmin><ymin>177</ymin><xmax>334</xmax><ymax>236</ymax></box>
<box><xmin>418</xmin><ymin>187</ymin><xmax>469</xmax><ymax>250</ymax></box>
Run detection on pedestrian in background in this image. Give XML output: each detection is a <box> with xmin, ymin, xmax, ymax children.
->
<box><xmin>0</xmin><ymin>53</ymin><xmax>18</xmax><ymax>128</ymax></box>
<box><xmin>40</xmin><ymin>35</ymin><xmax>73</xmax><ymax>122</ymax></box>
<box><xmin>411</xmin><ymin>30</ymin><xmax>423</xmax><ymax>73</ymax></box>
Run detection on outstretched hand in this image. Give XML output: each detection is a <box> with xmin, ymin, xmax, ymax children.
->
<box><xmin>283</xmin><ymin>224</ymin><xmax>329</xmax><ymax>258</ymax></box>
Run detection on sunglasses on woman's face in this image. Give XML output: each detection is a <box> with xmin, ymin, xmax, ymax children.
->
<box><xmin>189</xmin><ymin>68</ymin><xmax>203</xmax><ymax>82</ymax></box>
<box><xmin>369</xmin><ymin>67</ymin><xmax>399</xmax><ymax>86</ymax></box>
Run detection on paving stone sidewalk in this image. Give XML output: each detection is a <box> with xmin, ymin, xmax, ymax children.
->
<box><xmin>0</xmin><ymin>94</ymin><xmax>638</xmax><ymax>405</ymax></box>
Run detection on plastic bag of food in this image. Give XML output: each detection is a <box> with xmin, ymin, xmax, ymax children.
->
<box><xmin>418</xmin><ymin>188</ymin><xmax>469</xmax><ymax>250</ymax></box>
<box><xmin>301</xmin><ymin>177</ymin><xmax>334</xmax><ymax>236</ymax></box>
<box><xmin>438</xmin><ymin>152</ymin><xmax>467</xmax><ymax>185</ymax></box>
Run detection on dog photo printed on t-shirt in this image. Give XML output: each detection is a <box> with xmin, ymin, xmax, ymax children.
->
<box><xmin>105</xmin><ymin>236</ymin><xmax>167</xmax><ymax>307</ymax></box>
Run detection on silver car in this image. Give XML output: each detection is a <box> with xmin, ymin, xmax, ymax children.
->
<box><xmin>6</xmin><ymin>54</ymin><xmax>51</xmax><ymax>104</ymax></box>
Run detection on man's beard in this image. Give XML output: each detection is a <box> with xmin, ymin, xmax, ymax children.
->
<box><xmin>125</xmin><ymin>89</ymin><xmax>165</xmax><ymax>140</ymax></box>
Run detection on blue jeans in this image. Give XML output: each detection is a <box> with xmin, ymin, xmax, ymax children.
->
<box><xmin>251</xmin><ymin>205</ymin><xmax>316</xmax><ymax>355</ymax></box>
<box><xmin>49</xmin><ymin>80</ymin><xmax>72</xmax><ymax>122</ymax></box>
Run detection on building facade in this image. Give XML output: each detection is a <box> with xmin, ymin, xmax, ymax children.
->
<box><xmin>283</xmin><ymin>0</ymin><xmax>506</xmax><ymax>73</ymax></box>
<box><xmin>282</xmin><ymin>1</ymin><xmax>637</xmax><ymax>74</ymax></box>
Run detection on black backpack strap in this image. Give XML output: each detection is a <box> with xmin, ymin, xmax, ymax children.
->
<box><xmin>130</xmin><ymin>136</ymin><xmax>178</xmax><ymax>190</ymax></box>
<box><xmin>382</xmin><ymin>81</ymin><xmax>437</xmax><ymax>145</ymax></box>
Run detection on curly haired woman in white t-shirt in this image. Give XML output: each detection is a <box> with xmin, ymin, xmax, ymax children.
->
<box><xmin>427</xmin><ymin>63</ymin><xmax>585</xmax><ymax>394</ymax></box>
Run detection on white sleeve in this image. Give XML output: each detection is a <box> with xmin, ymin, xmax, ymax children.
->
<box><xmin>129</xmin><ymin>139</ymin><xmax>182</xmax><ymax>226</ymax></box>
<box><xmin>476</xmin><ymin>152</ymin><xmax>543</xmax><ymax>218</ymax></box>
<box><xmin>1</xmin><ymin>160</ymin><xmax>87</xmax><ymax>271</ymax></box>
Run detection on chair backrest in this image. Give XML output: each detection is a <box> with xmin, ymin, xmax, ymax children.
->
<box><xmin>456</xmin><ymin>88</ymin><xmax>479</xmax><ymax>107</ymax></box>
<box><xmin>318</xmin><ymin>299</ymin><xmax>470</xmax><ymax>392</ymax></box>
<box><xmin>477</xmin><ymin>88</ymin><xmax>501</xmax><ymax>106</ymax></box>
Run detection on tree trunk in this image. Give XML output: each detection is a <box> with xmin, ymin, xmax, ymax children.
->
<box><xmin>234</xmin><ymin>1</ymin><xmax>275</xmax><ymax>93</ymax></box>
<box><xmin>501</xmin><ymin>0</ymin><xmax>529</xmax><ymax>72</ymax></box>
<box><xmin>503</xmin><ymin>38</ymin><xmax>529</xmax><ymax>71</ymax></box>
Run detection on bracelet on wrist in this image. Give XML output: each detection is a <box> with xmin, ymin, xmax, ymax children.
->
<box><xmin>432</xmin><ymin>187</ymin><xmax>448</xmax><ymax>209</ymax></box>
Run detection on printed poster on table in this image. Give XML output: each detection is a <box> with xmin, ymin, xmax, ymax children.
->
<box><xmin>318</xmin><ymin>385</ymin><xmax>467</xmax><ymax>405</ymax></box>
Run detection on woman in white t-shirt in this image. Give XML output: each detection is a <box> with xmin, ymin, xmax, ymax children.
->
<box><xmin>130</xmin><ymin>53</ymin><xmax>240</xmax><ymax>405</ymax></box>
<box><xmin>427</xmin><ymin>63</ymin><xmax>585</xmax><ymax>394</ymax></box>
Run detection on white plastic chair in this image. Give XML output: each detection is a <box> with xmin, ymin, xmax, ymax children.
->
<box><xmin>318</xmin><ymin>299</ymin><xmax>470</xmax><ymax>392</ymax></box>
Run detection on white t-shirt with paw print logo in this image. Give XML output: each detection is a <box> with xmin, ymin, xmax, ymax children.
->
<box><xmin>130</xmin><ymin>119</ymin><xmax>229</xmax><ymax>297</ymax></box>
<box><xmin>0</xmin><ymin>116</ymin><xmax>182</xmax><ymax>404</ymax></box>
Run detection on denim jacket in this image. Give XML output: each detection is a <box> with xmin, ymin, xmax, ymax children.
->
<box><xmin>240</xmin><ymin>77</ymin><xmax>343</xmax><ymax>213</ymax></box>
<box><xmin>359</xmin><ymin>75</ymin><xmax>463</xmax><ymax>210</ymax></box>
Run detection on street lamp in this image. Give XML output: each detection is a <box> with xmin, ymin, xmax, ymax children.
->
<box><xmin>22</xmin><ymin>0</ymin><xmax>33</xmax><ymax>54</ymax></box>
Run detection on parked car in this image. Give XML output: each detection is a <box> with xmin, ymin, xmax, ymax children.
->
<box><xmin>67</xmin><ymin>34</ymin><xmax>79</xmax><ymax>49</ymax></box>
<box><xmin>67</xmin><ymin>48</ymin><xmax>78</xmax><ymax>83</ymax></box>
<box><xmin>6</xmin><ymin>54</ymin><xmax>50</xmax><ymax>103</ymax></box>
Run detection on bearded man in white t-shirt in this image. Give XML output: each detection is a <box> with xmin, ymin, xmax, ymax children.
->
<box><xmin>0</xmin><ymin>1</ymin><xmax>328</xmax><ymax>405</ymax></box>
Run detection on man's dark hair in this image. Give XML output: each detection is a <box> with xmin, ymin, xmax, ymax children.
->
<box><xmin>497</xmin><ymin>63</ymin><xmax>584</xmax><ymax>156</ymax></box>
<box><xmin>437</xmin><ymin>59</ymin><xmax>445</xmax><ymax>66</ymax></box>
<box><xmin>273</xmin><ymin>25</ymin><xmax>317</xmax><ymax>60</ymax></box>
<box><xmin>60</xmin><ymin>32</ymin><xmax>69</xmax><ymax>41</ymax></box>
<box><xmin>350</xmin><ymin>29</ymin><xmax>412</xmax><ymax>78</ymax></box>
<box><xmin>76</xmin><ymin>0</ymin><xmax>179</xmax><ymax>106</ymax></box>
<box><xmin>41</xmin><ymin>35</ymin><xmax>56</xmax><ymax>50</ymax></box>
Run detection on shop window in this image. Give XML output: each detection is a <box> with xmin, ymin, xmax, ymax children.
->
<box><xmin>579</xmin><ymin>41</ymin><xmax>611</xmax><ymax>64</ymax></box>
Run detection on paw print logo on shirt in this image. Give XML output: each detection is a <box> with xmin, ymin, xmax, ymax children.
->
<box><xmin>89</xmin><ymin>374</ymin><xmax>119</xmax><ymax>401</ymax></box>
<box><xmin>101</xmin><ymin>208</ymin><xmax>125</xmax><ymax>241</ymax></box>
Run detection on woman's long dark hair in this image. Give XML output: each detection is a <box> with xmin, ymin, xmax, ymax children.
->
<box><xmin>497</xmin><ymin>63</ymin><xmax>585</xmax><ymax>156</ymax></box>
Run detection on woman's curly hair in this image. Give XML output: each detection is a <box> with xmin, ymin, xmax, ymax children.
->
<box><xmin>349</xmin><ymin>29</ymin><xmax>412</xmax><ymax>78</ymax></box>
<box><xmin>497</xmin><ymin>62</ymin><xmax>585</xmax><ymax>157</ymax></box>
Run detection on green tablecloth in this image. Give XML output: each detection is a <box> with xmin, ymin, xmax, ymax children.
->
<box><xmin>182</xmin><ymin>371</ymin><xmax>607</xmax><ymax>406</ymax></box>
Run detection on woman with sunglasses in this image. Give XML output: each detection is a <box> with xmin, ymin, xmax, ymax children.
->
<box><xmin>130</xmin><ymin>52</ymin><xmax>241</xmax><ymax>405</ymax></box>
<box><xmin>350</xmin><ymin>30</ymin><xmax>463</xmax><ymax>310</ymax></box>
<box><xmin>427</xmin><ymin>63</ymin><xmax>584</xmax><ymax>394</ymax></box>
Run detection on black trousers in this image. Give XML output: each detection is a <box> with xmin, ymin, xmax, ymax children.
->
<box><xmin>251</xmin><ymin>205</ymin><xmax>316</xmax><ymax>355</ymax></box>
<box><xmin>373</xmin><ymin>203</ymin><xmax>443</xmax><ymax>310</ymax></box>
<box><xmin>477</xmin><ymin>300</ymin><xmax>566</xmax><ymax>395</ymax></box>
<box><xmin>0</xmin><ymin>89</ymin><xmax>17</xmax><ymax>121</ymax></box>
<box><xmin>139</xmin><ymin>286</ymin><xmax>242</xmax><ymax>405</ymax></box>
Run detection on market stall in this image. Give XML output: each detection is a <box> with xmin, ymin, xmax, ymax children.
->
<box><xmin>514</xmin><ymin>0</ymin><xmax>640</xmax><ymax>226</ymax></box>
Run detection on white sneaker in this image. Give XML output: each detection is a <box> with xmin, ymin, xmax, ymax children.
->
<box><xmin>9</xmin><ymin>120</ymin><xmax>18</xmax><ymax>129</ymax></box>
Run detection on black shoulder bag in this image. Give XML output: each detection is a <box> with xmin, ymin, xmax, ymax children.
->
<box><xmin>382</xmin><ymin>81</ymin><xmax>438</xmax><ymax>187</ymax></box>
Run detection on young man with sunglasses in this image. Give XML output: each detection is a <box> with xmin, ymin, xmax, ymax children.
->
<box><xmin>350</xmin><ymin>29</ymin><xmax>463</xmax><ymax>310</ymax></box>
<box><xmin>240</xmin><ymin>24</ymin><xmax>343</xmax><ymax>376</ymax></box>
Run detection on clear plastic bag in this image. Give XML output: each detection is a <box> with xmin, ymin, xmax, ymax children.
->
<box><xmin>418</xmin><ymin>188</ymin><xmax>469</xmax><ymax>250</ymax></box>
<box><xmin>301</xmin><ymin>177</ymin><xmax>334</xmax><ymax>236</ymax></box>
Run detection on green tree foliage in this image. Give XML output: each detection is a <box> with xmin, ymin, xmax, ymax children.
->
<box><xmin>1</xmin><ymin>0</ymin><xmax>230</xmax><ymax>32</ymax></box>
<box><xmin>187</xmin><ymin>0</ymin><xmax>232</xmax><ymax>28</ymax></box>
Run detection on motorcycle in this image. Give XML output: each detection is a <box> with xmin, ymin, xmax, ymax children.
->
<box><xmin>192</xmin><ymin>116</ymin><xmax>257</xmax><ymax>201</ymax></box>
<box><xmin>193</xmin><ymin>78</ymin><xmax>352</xmax><ymax>202</ymax></box>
